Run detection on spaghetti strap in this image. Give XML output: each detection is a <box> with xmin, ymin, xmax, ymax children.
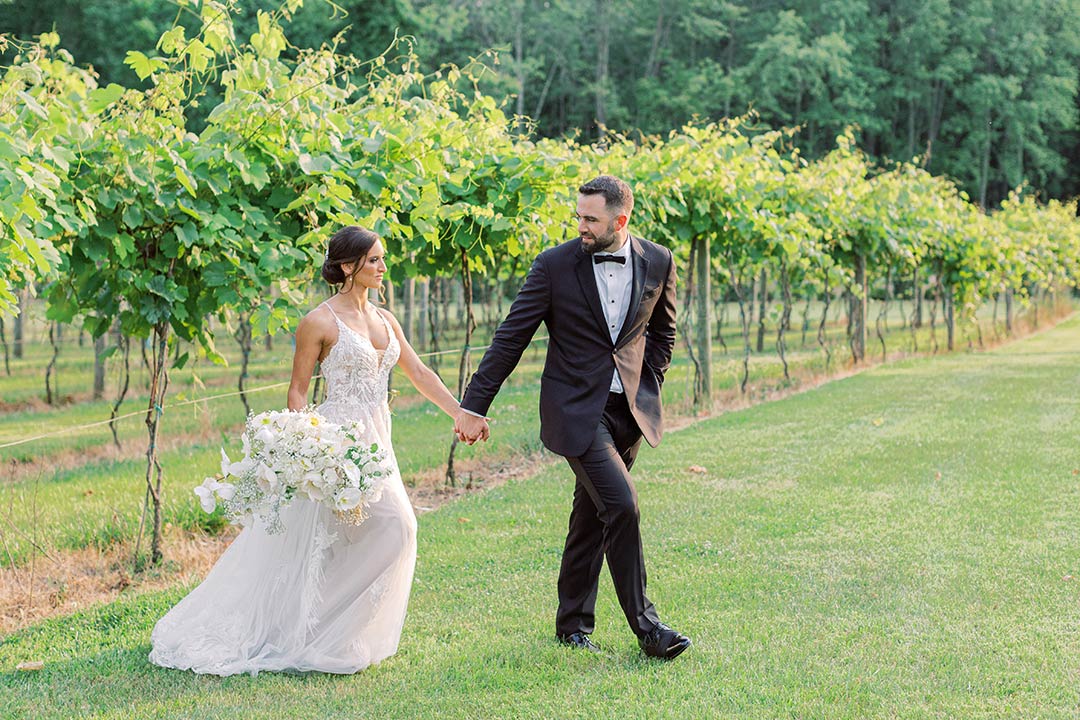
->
<box><xmin>375</xmin><ymin>308</ymin><xmax>394</xmax><ymax>336</ymax></box>
<box><xmin>320</xmin><ymin>301</ymin><xmax>342</xmax><ymax>322</ymax></box>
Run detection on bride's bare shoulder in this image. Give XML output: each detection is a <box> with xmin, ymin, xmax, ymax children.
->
<box><xmin>296</xmin><ymin>303</ymin><xmax>337</xmax><ymax>339</ymax></box>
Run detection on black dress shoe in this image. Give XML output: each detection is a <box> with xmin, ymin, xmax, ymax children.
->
<box><xmin>638</xmin><ymin>623</ymin><xmax>691</xmax><ymax>659</ymax></box>
<box><xmin>556</xmin><ymin>632</ymin><xmax>602</xmax><ymax>653</ymax></box>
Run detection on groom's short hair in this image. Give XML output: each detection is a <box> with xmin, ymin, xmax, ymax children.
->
<box><xmin>579</xmin><ymin>175</ymin><xmax>634</xmax><ymax>217</ymax></box>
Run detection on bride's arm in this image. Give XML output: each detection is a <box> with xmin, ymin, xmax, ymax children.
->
<box><xmin>381</xmin><ymin>309</ymin><xmax>469</xmax><ymax>421</ymax></box>
<box><xmin>287</xmin><ymin>310</ymin><xmax>332</xmax><ymax>411</ymax></box>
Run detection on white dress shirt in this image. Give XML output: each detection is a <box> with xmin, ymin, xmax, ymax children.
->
<box><xmin>592</xmin><ymin>237</ymin><xmax>633</xmax><ymax>393</ymax></box>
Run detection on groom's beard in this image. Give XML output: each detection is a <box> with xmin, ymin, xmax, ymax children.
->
<box><xmin>580</xmin><ymin>223</ymin><xmax>619</xmax><ymax>254</ymax></box>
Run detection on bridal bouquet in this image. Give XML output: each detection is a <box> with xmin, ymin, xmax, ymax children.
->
<box><xmin>194</xmin><ymin>409</ymin><xmax>390</xmax><ymax>534</ymax></box>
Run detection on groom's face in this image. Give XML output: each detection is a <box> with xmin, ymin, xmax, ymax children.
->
<box><xmin>576</xmin><ymin>193</ymin><xmax>625</xmax><ymax>254</ymax></box>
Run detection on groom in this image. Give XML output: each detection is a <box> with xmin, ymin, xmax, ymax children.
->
<box><xmin>455</xmin><ymin>175</ymin><xmax>690</xmax><ymax>659</ymax></box>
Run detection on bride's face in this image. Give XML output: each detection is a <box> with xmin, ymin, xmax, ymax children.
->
<box><xmin>342</xmin><ymin>240</ymin><xmax>387</xmax><ymax>292</ymax></box>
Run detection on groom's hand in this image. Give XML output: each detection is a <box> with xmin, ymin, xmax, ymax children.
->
<box><xmin>454</xmin><ymin>410</ymin><xmax>491</xmax><ymax>445</ymax></box>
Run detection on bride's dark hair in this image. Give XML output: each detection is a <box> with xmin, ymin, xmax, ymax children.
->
<box><xmin>321</xmin><ymin>226</ymin><xmax>380</xmax><ymax>286</ymax></box>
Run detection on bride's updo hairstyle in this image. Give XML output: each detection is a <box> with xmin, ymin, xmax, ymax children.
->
<box><xmin>321</xmin><ymin>226</ymin><xmax>380</xmax><ymax>286</ymax></box>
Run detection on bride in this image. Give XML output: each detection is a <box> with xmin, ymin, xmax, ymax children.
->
<box><xmin>149</xmin><ymin>226</ymin><xmax>485</xmax><ymax>675</ymax></box>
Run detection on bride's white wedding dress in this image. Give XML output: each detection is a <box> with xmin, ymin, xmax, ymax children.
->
<box><xmin>149</xmin><ymin>305</ymin><xmax>417</xmax><ymax>676</ymax></box>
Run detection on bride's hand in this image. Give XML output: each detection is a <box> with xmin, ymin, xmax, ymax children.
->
<box><xmin>454</xmin><ymin>411</ymin><xmax>490</xmax><ymax>445</ymax></box>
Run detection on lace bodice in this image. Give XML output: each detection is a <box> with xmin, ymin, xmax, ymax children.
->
<box><xmin>318</xmin><ymin>304</ymin><xmax>400</xmax><ymax>417</ymax></box>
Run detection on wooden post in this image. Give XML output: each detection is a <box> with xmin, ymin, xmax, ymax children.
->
<box><xmin>93</xmin><ymin>334</ymin><xmax>107</xmax><ymax>400</ymax></box>
<box><xmin>12</xmin><ymin>288</ymin><xmax>25</xmax><ymax>360</ymax></box>
<box><xmin>417</xmin><ymin>278</ymin><xmax>430</xmax><ymax>351</ymax></box>
<box><xmin>695</xmin><ymin>236</ymin><xmax>711</xmax><ymax>407</ymax></box>
<box><xmin>851</xmin><ymin>253</ymin><xmax>868</xmax><ymax>363</ymax></box>
<box><xmin>403</xmin><ymin>276</ymin><xmax>416</xmax><ymax>342</ymax></box>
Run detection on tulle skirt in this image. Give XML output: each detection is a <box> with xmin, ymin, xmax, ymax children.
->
<box><xmin>149</xmin><ymin>402</ymin><xmax>417</xmax><ymax>676</ymax></box>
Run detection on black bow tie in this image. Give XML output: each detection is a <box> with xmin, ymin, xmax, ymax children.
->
<box><xmin>593</xmin><ymin>254</ymin><xmax>626</xmax><ymax>265</ymax></box>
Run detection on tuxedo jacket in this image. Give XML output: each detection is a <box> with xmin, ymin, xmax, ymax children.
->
<box><xmin>460</xmin><ymin>235</ymin><xmax>677</xmax><ymax>458</ymax></box>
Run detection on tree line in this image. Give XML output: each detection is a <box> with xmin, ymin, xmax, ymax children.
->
<box><xmin>3</xmin><ymin>0</ymin><xmax>1080</xmax><ymax>208</ymax></box>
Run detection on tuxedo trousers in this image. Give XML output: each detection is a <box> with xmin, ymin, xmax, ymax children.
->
<box><xmin>555</xmin><ymin>391</ymin><xmax>661</xmax><ymax>638</ymax></box>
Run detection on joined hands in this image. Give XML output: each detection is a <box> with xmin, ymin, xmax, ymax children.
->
<box><xmin>454</xmin><ymin>410</ymin><xmax>491</xmax><ymax>445</ymax></box>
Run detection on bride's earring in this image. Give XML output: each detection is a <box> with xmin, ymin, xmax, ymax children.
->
<box><xmin>339</xmin><ymin>263</ymin><xmax>356</xmax><ymax>294</ymax></box>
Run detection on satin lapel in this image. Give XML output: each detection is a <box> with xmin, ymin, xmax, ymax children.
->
<box><xmin>615</xmin><ymin>236</ymin><xmax>649</xmax><ymax>348</ymax></box>
<box><xmin>574</xmin><ymin>244</ymin><xmax>611</xmax><ymax>341</ymax></box>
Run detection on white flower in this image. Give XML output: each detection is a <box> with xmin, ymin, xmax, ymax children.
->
<box><xmin>299</xmin><ymin>471</ymin><xmax>329</xmax><ymax>501</ymax></box>
<box><xmin>216</xmin><ymin>482</ymin><xmax>236</xmax><ymax>501</ymax></box>
<box><xmin>220</xmin><ymin>448</ymin><xmax>254</xmax><ymax>479</ymax></box>
<box><xmin>299</xmin><ymin>437</ymin><xmax>320</xmax><ymax>457</ymax></box>
<box><xmin>195</xmin><ymin>409</ymin><xmax>386</xmax><ymax>534</ymax></box>
<box><xmin>254</xmin><ymin>462</ymin><xmax>278</xmax><ymax>493</ymax></box>
<box><xmin>342</xmin><ymin>462</ymin><xmax>363</xmax><ymax>488</ymax></box>
<box><xmin>194</xmin><ymin>477</ymin><xmax>220</xmax><ymax>513</ymax></box>
<box><xmin>328</xmin><ymin>436</ymin><xmax>349</xmax><ymax>456</ymax></box>
<box><xmin>333</xmin><ymin>487</ymin><xmax>364</xmax><ymax>511</ymax></box>
<box><xmin>360</xmin><ymin>459</ymin><xmax>385</xmax><ymax>478</ymax></box>
<box><xmin>322</xmin><ymin>466</ymin><xmax>339</xmax><ymax>488</ymax></box>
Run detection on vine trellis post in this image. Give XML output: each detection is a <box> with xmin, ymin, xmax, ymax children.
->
<box><xmin>694</xmin><ymin>235</ymin><xmax>712</xmax><ymax>409</ymax></box>
<box><xmin>446</xmin><ymin>249</ymin><xmax>476</xmax><ymax>488</ymax></box>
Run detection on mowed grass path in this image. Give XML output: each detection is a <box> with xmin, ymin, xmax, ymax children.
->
<box><xmin>3</xmin><ymin>316</ymin><xmax>1080</xmax><ymax>719</ymax></box>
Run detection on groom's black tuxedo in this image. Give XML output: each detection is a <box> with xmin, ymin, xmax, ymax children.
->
<box><xmin>461</xmin><ymin>233</ymin><xmax>677</xmax><ymax>639</ymax></box>
<box><xmin>460</xmin><ymin>234</ymin><xmax>677</xmax><ymax>455</ymax></box>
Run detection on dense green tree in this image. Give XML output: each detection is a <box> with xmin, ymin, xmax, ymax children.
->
<box><xmin>947</xmin><ymin>0</ymin><xmax>1080</xmax><ymax>206</ymax></box>
<box><xmin>622</xmin><ymin>0</ymin><xmax>744</xmax><ymax>132</ymax></box>
<box><xmin>0</xmin><ymin>0</ymin><xmax>175</xmax><ymax>85</ymax></box>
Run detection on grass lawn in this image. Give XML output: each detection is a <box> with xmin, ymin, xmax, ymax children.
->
<box><xmin>2</xmin><ymin>312</ymin><xmax>1079</xmax><ymax>718</ymax></box>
